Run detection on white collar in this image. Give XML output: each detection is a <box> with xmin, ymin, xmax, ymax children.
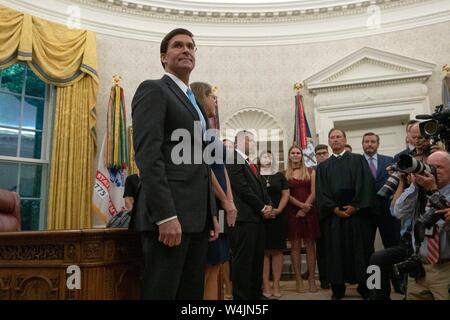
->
<box><xmin>364</xmin><ymin>153</ymin><xmax>378</xmax><ymax>161</ymax></box>
<box><xmin>236</xmin><ymin>148</ymin><xmax>249</xmax><ymax>160</ymax></box>
<box><xmin>332</xmin><ymin>150</ymin><xmax>346</xmax><ymax>158</ymax></box>
<box><xmin>165</xmin><ymin>72</ymin><xmax>189</xmax><ymax>97</ymax></box>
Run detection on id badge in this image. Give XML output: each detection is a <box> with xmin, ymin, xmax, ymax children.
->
<box><xmin>424</xmin><ymin>227</ymin><xmax>434</xmax><ymax>236</ymax></box>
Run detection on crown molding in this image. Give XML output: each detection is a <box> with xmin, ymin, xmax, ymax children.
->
<box><xmin>2</xmin><ymin>0</ymin><xmax>450</xmax><ymax>46</ymax></box>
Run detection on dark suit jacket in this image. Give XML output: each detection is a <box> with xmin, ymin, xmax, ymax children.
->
<box><xmin>369</xmin><ymin>153</ymin><xmax>395</xmax><ymax>215</ymax></box>
<box><xmin>131</xmin><ymin>75</ymin><xmax>215</xmax><ymax>233</ymax></box>
<box><xmin>225</xmin><ymin>151</ymin><xmax>271</xmax><ymax>223</ymax></box>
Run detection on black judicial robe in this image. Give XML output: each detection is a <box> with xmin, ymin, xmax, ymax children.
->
<box><xmin>316</xmin><ymin>152</ymin><xmax>376</xmax><ymax>285</ymax></box>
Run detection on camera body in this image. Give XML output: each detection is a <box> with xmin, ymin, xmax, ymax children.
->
<box><xmin>417</xmin><ymin>104</ymin><xmax>450</xmax><ymax>150</ymax></box>
<box><xmin>393</xmin><ymin>193</ymin><xmax>447</xmax><ymax>280</ymax></box>
<box><xmin>393</xmin><ymin>253</ymin><xmax>425</xmax><ymax>279</ymax></box>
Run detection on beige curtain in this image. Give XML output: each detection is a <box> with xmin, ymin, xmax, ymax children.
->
<box><xmin>0</xmin><ymin>5</ymin><xmax>98</xmax><ymax>229</ymax></box>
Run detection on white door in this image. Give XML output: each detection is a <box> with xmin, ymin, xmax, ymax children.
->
<box><xmin>335</xmin><ymin>115</ymin><xmax>409</xmax><ymax>157</ymax></box>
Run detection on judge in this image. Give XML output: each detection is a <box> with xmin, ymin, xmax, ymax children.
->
<box><xmin>316</xmin><ymin>128</ymin><xmax>376</xmax><ymax>300</ymax></box>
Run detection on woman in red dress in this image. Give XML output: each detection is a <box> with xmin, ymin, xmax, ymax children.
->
<box><xmin>285</xmin><ymin>145</ymin><xmax>320</xmax><ymax>293</ymax></box>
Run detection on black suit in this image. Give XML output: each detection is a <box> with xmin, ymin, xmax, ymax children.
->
<box><xmin>131</xmin><ymin>75</ymin><xmax>215</xmax><ymax>299</ymax></box>
<box><xmin>368</xmin><ymin>154</ymin><xmax>400</xmax><ymax>248</ymax></box>
<box><xmin>226</xmin><ymin>151</ymin><xmax>270</xmax><ymax>300</ymax></box>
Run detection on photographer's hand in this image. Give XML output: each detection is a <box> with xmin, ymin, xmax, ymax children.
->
<box><xmin>430</xmin><ymin>144</ymin><xmax>445</xmax><ymax>154</ymax></box>
<box><xmin>435</xmin><ymin>207</ymin><xmax>450</xmax><ymax>223</ymax></box>
<box><xmin>412</xmin><ymin>172</ymin><xmax>438</xmax><ymax>191</ymax></box>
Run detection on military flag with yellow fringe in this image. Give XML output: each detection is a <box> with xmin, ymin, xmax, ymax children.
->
<box><xmin>92</xmin><ymin>76</ymin><xmax>128</xmax><ymax>226</ymax></box>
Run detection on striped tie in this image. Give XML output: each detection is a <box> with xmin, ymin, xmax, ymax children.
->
<box><xmin>426</xmin><ymin>226</ymin><xmax>440</xmax><ymax>264</ymax></box>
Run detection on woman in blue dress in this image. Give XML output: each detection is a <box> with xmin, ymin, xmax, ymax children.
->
<box><xmin>191</xmin><ymin>82</ymin><xmax>237</xmax><ymax>300</ymax></box>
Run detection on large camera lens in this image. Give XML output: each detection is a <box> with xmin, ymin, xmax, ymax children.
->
<box><xmin>377</xmin><ymin>172</ymin><xmax>401</xmax><ymax>198</ymax></box>
<box><xmin>420</xmin><ymin>120</ymin><xmax>438</xmax><ymax>136</ymax></box>
<box><xmin>397</xmin><ymin>154</ymin><xmax>434</xmax><ymax>174</ymax></box>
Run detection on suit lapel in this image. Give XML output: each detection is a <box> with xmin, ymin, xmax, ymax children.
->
<box><xmin>163</xmin><ymin>75</ymin><xmax>198</xmax><ymax>121</ymax></box>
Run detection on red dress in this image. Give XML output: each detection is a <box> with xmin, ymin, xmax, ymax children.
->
<box><xmin>287</xmin><ymin>176</ymin><xmax>320</xmax><ymax>241</ymax></box>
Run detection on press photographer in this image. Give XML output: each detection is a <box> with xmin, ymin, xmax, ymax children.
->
<box><xmin>391</xmin><ymin>150</ymin><xmax>450</xmax><ymax>300</ymax></box>
<box><xmin>369</xmin><ymin>123</ymin><xmax>432</xmax><ymax>300</ymax></box>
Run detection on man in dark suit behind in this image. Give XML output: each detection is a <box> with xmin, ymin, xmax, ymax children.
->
<box><xmin>225</xmin><ymin>130</ymin><xmax>272</xmax><ymax>300</ymax></box>
<box><xmin>131</xmin><ymin>28</ymin><xmax>218</xmax><ymax>300</ymax></box>
<box><xmin>362</xmin><ymin>132</ymin><xmax>400</xmax><ymax>248</ymax></box>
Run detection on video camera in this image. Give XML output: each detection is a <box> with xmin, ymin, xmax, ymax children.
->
<box><xmin>377</xmin><ymin>154</ymin><xmax>436</xmax><ymax>198</ymax></box>
<box><xmin>393</xmin><ymin>192</ymin><xmax>448</xmax><ymax>279</ymax></box>
<box><xmin>416</xmin><ymin>104</ymin><xmax>450</xmax><ymax>150</ymax></box>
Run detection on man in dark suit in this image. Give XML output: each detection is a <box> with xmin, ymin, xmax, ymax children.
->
<box><xmin>362</xmin><ymin>132</ymin><xmax>400</xmax><ymax>248</ymax></box>
<box><xmin>131</xmin><ymin>28</ymin><xmax>219</xmax><ymax>300</ymax></box>
<box><xmin>225</xmin><ymin>130</ymin><xmax>272</xmax><ymax>300</ymax></box>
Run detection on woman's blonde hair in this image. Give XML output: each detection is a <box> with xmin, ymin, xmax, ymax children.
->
<box><xmin>285</xmin><ymin>145</ymin><xmax>310</xmax><ymax>181</ymax></box>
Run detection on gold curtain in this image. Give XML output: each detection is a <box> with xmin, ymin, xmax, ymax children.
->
<box><xmin>0</xmin><ymin>5</ymin><xmax>98</xmax><ymax>229</ymax></box>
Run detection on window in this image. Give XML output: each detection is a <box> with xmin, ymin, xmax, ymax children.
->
<box><xmin>0</xmin><ymin>64</ymin><xmax>52</xmax><ymax>230</ymax></box>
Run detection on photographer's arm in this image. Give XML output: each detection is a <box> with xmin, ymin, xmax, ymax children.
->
<box><xmin>392</xmin><ymin>183</ymin><xmax>418</xmax><ymax>220</ymax></box>
<box><xmin>391</xmin><ymin>173</ymin><xmax>406</xmax><ymax>208</ymax></box>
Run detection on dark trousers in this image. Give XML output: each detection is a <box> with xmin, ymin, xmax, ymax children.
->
<box><xmin>230</xmin><ymin>221</ymin><xmax>265</xmax><ymax>300</ymax></box>
<box><xmin>369</xmin><ymin>245</ymin><xmax>407</xmax><ymax>300</ymax></box>
<box><xmin>316</xmin><ymin>221</ymin><xmax>328</xmax><ymax>286</ymax></box>
<box><xmin>140</xmin><ymin>230</ymin><xmax>209</xmax><ymax>300</ymax></box>
<box><xmin>376</xmin><ymin>211</ymin><xmax>401</xmax><ymax>249</ymax></box>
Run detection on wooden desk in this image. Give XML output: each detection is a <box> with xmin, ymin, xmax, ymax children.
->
<box><xmin>0</xmin><ymin>229</ymin><xmax>142</xmax><ymax>300</ymax></box>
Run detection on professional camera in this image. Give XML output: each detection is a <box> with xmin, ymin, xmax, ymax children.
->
<box><xmin>393</xmin><ymin>253</ymin><xmax>425</xmax><ymax>279</ymax></box>
<box><xmin>377</xmin><ymin>170</ymin><xmax>402</xmax><ymax>198</ymax></box>
<box><xmin>377</xmin><ymin>154</ymin><xmax>436</xmax><ymax>198</ymax></box>
<box><xmin>416</xmin><ymin>104</ymin><xmax>450</xmax><ymax>150</ymax></box>
<box><xmin>396</xmin><ymin>154</ymin><xmax>436</xmax><ymax>175</ymax></box>
<box><xmin>393</xmin><ymin>192</ymin><xmax>448</xmax><ymax>279</ymax></box>
<box><xmin>414</xmin><ymin>192</ymin><xmax>447</xmax><ymax>244</ymax></box>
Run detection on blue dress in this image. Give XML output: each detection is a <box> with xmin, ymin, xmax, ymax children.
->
<box><xmin>207</xmin><ymin>138</ymin><xmax>230</xmax><ymax>265</ymax></box>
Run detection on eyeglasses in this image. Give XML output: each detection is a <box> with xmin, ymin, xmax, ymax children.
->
<box><xmin>170</xmin><ymin>41</ymin><xmax>197</xmax><ymax>52</ymax></box>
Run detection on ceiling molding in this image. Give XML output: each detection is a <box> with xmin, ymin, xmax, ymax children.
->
<box><xmin>2</xmin><ymin>0</ymin><xmax>450</xmax><ymax>46</ymax></box>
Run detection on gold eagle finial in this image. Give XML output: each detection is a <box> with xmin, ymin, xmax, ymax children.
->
<box><xmin>112</xmin><ymin>74</ymin><xmax>122</xmax><ymax>86</ymax></box>
<box><xmin>294</xmin><ymin>82</ymin><xmax>303</xmax><ymax>93</ymax></box>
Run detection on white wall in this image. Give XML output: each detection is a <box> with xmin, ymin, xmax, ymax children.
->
<box><xmin>94</xmin><ymin>20</ymin><xmax>450</xmax><ymax>153</ymax></box>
